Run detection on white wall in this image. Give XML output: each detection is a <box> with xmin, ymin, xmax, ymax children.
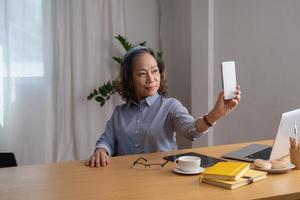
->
<box><xmin>191</xmin><ymin>0</ymin><xmax>211</xmax><ymax>147</ymax></box>
<box><xmin>161</xmin><ymin>0</ymin><xmax>300</xmax><ymax>147</ymax></box>
<box><xmin>189</xmin><ymin>0</ymin><xmax>300</xmax><ymax>146</ymax></box>
<box><xmin>160</xmin><ymin>0</ymin><xmax>194</xmax><ymax>148</ymax></box>
<box><xmin>124</xmin><ymin>0</ymin><xmax>300</xmax><ymax>148</ymax></box>
<box><xmin>124</xmin><ymin>0</ymin><xmax>159</xmax><ymax>51</ymax></box>
<box><xmin>213</xmin><ymin>0</ymin><xmax>300</xmax><ymax>145</ymax></box>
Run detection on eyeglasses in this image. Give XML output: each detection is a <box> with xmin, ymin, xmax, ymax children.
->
<box><xmin>133</xmin><ymin>157</ymin><xmax>169</xmax><ymax>169</ymax></box>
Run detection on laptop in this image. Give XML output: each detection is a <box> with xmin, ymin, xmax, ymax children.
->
<box><xmin>223</xmin><ymin>108</ymin><xmax>300</xmax><ymax>162</ymax></box>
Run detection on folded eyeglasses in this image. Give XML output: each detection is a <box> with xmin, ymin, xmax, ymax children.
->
<box><xmin>133</xmin><ymin>157</ymin><xmax>169</xmax><ymax>168</ymax></box>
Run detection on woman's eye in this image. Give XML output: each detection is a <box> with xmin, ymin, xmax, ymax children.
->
<box><xmin>152</xmin><ymin>69</ymin><xmax>159</xmax><ymax>73</ymax></box>
<box><xmin>138</xmin><ymin>72</ymin><xmax>146</xmax><ymax>76</ymax></box>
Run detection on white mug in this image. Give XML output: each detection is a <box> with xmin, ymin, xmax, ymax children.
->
<box><xmin>174</xmin><ymin>156</ymin><xmax>201</xmax><ymax>172</ymax></box>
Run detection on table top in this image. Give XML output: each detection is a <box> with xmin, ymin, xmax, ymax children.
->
<box><xmin>1</xmin><ymin>140</ymin><xmax>300</xmax><ymax>200</ymax></box>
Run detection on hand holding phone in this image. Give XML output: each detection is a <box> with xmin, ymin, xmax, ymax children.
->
<box><xmin>221</xmin><ymin>61</ymin><xmax>237</xmax><ymax>100</ymax></box>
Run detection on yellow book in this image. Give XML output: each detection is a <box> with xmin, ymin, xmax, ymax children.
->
<box><xmin>201</xmin><ymin>169</ymin><xmax>267</xmax><ymax>190</ymax></box>
<box><xmin>201</xmin><ymin>161</ymin><xmax>250</xmax><ymax>181</ymax></box>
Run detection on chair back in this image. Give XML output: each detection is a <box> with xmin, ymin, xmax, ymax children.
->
<box><xmin>0</xmin><ymin>152</ymin><xmax>18</xmax><ymax>168</ymax></box>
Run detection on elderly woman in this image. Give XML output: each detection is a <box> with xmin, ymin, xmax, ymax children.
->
<box><xmin>87</xmin><ymin>46</ymin><xmax>241</xmax><ymax>167</ymax></box>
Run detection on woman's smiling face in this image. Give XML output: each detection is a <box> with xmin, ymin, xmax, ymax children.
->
<box><xmin>132</xmin><ymin>53</ymin><xmax>160</xmax><ymax>100</ymax></box>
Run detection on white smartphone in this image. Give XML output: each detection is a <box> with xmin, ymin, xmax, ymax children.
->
<box><xmin>221</xmin><ymin>61</ymin><xmax>237</xmax><ymax>100</ymax></box>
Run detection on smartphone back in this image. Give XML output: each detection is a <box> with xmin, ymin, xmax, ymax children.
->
<box><xmin>221</xmin><ymin>61</ymin><xmax>237</xmax><ymax>100</ymax></box>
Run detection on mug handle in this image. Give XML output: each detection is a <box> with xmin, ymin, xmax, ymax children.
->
<box><xmin>174</xmin><ymin>158</ymin><xmax>179</xmax><ymax>165</ymax></box>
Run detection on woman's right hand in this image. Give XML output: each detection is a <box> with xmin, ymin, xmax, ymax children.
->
<box><xmin>86</xmin><ymin>148</ymin><xmax>110</xmax><ymax>167</ymax></box>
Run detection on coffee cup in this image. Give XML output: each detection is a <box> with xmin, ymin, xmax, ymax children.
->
<box><xmin>174</xmin><ymin>156</ymin><xmax>201</xmax><ymax>172</ymax></box>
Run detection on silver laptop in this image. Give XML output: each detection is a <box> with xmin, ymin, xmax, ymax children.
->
<box><xmin>223</xmin><ymin>108</ymin><xmax>300</xmax><ymax>162</ymax></box>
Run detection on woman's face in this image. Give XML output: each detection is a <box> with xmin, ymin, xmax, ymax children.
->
<box><xmin>132</xmin><ymin>53</ymin><xmax>160</xmax><ymax>100</ymax></box>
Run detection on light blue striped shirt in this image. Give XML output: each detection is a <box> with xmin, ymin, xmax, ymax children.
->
<box><xmin>96</xmin><ymin>93</ymin><xmax>205</xmax><ymax>156</ymax></box>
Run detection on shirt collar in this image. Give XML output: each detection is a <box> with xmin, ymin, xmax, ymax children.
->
<box><xmin>144</xmin><ymin>93</ymin><xmax>160</xmax><ymax>107</ymax></box>
<box><xmin>129</xmin><ymin>93</ymin><xmax>160</xmax><ymax>107</ymax></box>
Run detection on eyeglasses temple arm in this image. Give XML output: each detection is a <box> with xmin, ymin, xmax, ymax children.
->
<box><xmin>161</xmin><ymin>160</ymin><xmax>169</xmax><ymax>167</ymax></box>
<box><xmin>133</xmin><ymin>157</ymin><xmax>148</xmax><ymax>166</ymax></box>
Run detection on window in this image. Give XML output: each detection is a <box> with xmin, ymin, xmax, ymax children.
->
<box><xmin>0</xmin><ymin>0</ymin><xmax>44</xmax><ymax>78</ymax></box>
<box><xmin>0</xmin><ymin>0</ymin><xmax>44</xmax><ymax>126</ymax></box>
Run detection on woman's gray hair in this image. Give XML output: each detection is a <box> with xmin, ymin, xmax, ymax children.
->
<box><xmin>122</xmin><ymin>46</ymin><xmax>148</xmax><ymax>64</ymax></box>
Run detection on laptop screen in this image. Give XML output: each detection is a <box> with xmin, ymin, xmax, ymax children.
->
<box><xmin>269</xmin><ymin>108</ymin><xmax>300</xmax><ymax>160</ymax></box>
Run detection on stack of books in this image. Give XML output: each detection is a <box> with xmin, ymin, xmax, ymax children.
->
<box><xmin>200</xmin><ymin>161</ymin><xmax>267</xmax><ymax>190</ymax></box>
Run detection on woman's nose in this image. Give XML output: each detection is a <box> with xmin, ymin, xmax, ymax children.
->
<box><xmin>146</xmin><ymin>73</ymin><xmax>154</xmax><ymax>83</ymax></box>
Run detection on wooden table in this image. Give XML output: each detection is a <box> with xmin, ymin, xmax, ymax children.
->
<box><xmin>1</xmin><ymin>140</ymin><xmax>300</xmax><ymax>200</ymax></box>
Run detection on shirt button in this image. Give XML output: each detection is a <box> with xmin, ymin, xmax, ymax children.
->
<box><xmin>135</xmin><ymin>144</ymin><xmax>139</xmax><ymax>148</ymax></box>
<box><xmin>137</xmin><ymin>120</ymin><xmax>140</xmax><ymax>123</ymax></box>
<box><xmin>135</xmin><ymin>130</ymin><xmax>138</xmax><ymax>133</ymax></box>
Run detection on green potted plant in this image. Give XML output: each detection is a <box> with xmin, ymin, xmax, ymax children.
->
<box><xmin>87</xmin><ymin>35</ymin><xmax>162</xmax><ymax>107</ymax></box>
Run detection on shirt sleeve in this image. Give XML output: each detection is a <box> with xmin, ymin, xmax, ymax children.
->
<box><xmin>170</xmin><ymin>99</ymin><xmax>208</xmax><ymax>141</ymax></box>
<box><xmin>95</xmin><ymin>110</ymin><xmax>116</xmax><ymax>157</ymax></box>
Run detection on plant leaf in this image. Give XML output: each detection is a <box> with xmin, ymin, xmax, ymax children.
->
<box><xmin>107</xmin><ymin>81</ymin><xmax>113</xmax><ymax>91</ymax></box>
<box><xmin>103</xmin><ymin>84</ymin><xmax>109</xmax><ymax>94</ymax></box>
<box><xmin>107</xmin><ymin>81</ymin><xmax>113</xmax><ymax>92</ymax></box>
<box><xmin>95</xmin><ymin>96</ymin><xmax>105</xmax><ymax>103</ymax></box>
<box><xmin>100</xmin><ymin>101</ymin><xmax>105</xmax><ymax>107</ymax></box>
<box><xmin>139</xmin><ymin>41</ymin><xmax>147</xmax><ymax>46</ymax></box>
<box><xmin>115</xmin><ymin>35</ymin><xmax>133</xmax><ymax>51</ymax></box>
<box><xmin>87</xmin><ymin>93</ymin><xmax>95</xmax><ymax>101</ymax></box>
<box><xmin>99</xmin><ymin>87</ymin><xmax>107</xmax><ymax>97</ymax></box>
<box><xmin>112</xmin><ymin>80</ymin><xmax>117</xmax><ymax>87</ymax></box>
<box><xmin>156</xmin><ymin>51</ymin><xmax>163</xmax><ymax>60</ymax></box>
<box><xmin>93</xmin><ymin>89</ymin><xmax>98</xmax><ymax>95</ymax></box>
<box><xmin>113</xmin><ymin>56</ymin><xmax>123</xmax><ymax>65</ymax></box>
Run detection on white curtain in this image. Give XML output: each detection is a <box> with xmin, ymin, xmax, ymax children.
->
<box><xmin>0</xmin><ymin>0</ymin><xmax>125</xmax><ymax>165</ymax></box>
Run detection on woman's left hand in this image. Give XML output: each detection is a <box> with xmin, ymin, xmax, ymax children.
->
<box><xmin>210</xmin><ymin>85</ymin><xmax>241</xmax><ymax>120</ymax></box>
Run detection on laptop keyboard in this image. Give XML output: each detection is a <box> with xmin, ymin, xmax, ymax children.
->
<box><xmin>245</xmin><ymin>147</ymin><xmax>272</xmax><ymax>160</ymax></box>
